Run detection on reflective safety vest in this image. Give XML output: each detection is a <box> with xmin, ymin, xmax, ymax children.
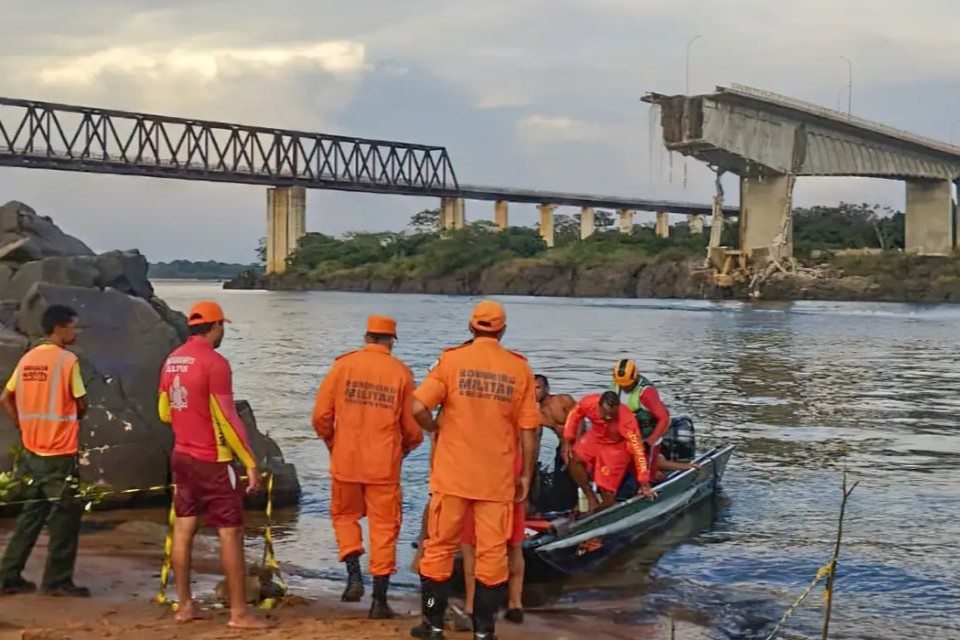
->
<box><xmin>612</xmin><ymin>376</ymin><xmax>655</xmax><ymax>439</ymax></box>
<box><xmin>15</xmin><ymin>345</ymin><xmax>81</xmax><ymax>456</ymax></box>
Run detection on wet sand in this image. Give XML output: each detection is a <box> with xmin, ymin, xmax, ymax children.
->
<box><xmin>0</xmin><ymin>520</ymin><xmax>708</xmax><ymax>639</ymax></box>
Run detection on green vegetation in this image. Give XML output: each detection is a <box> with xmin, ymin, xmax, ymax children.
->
<box><xmin>149</xmin><ymin>260</ymin><xmax>260</xmax><ymax>280</ymax></box>
<box><xmin>270</xmin><ymin>202</ymin><xmax>912</xmax><ymax>282</ymax></box>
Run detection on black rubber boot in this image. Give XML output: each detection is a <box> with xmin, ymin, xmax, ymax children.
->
<box><xmin>472</xmin><ymin>581</ymin><xmax>505</xmax><ymax>640</ymax></box>
<box><xmin>341</xmin><ymin>553</ymin><xmax>364</xmax><ymax>602</ymax></box>
<box><xmin>368</xmin><ymin>575</ymin><xmax>395</xmax><ymax>620</ymax></box>
<box><xmin>410</xmin><ymin>576</ymin><xmax>449</xmax><ymax>639</ymax></box>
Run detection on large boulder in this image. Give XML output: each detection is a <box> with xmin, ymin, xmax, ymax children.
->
<box><xmin>95</xmin><ymin>250</ymin><xmax>154</xmax><ymax>300</ymax></box>
<box><xmin>4</xmin><ymin>256</ymin><xmax>101</xmax><ymax>303</ymax></box>
<box><xmin>0</xmin><ymin>328</ymin><xmax>29</xmax><ymax>471</ymax></box>
<box><xmin>237</xmin><ymin>401</ymin><xmax>301</xmax><ymax>507</ymax></box>
<box><xmin>0</xmin><ymin>201</ymin><xmax>93</xmax><ymax>261</ymax></box>
<box><xmin>0</xmin><ymin>203</ymin><xmax>301</xmax><ymax>509</ymax></box>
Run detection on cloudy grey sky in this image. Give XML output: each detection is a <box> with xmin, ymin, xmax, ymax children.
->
<box><xmin>1</xmin><ymin>0</ymin><xmax>958</xmax><ymax>262</ymax></box>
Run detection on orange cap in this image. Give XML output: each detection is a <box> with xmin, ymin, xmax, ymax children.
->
<box><xmin>187</xmin><ymin>301</ymin><xmax>230</xmax><ymax>326</ymax></box>
<box><xmin>366</xmin><ymin>315</ymin><xmax>397</xmax><ymax>337</ymax></box>
<box><xmin>470</xmin><ymin>300</ymin><xmax>506</xmax><ymax>333</ymax></box>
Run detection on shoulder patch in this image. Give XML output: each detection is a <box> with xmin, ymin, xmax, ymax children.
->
<box><xmin>440</xmin><ymin>339</ymin><xmax>473</xmax><ymax>355</ymax></box>
<box><xmin>505</xmin><ymin>348</ymin><xmax>528</xmax><ymax>362</ymax></box>
<box><xmin>333</xmin><ymin>349</ymin><xmax>362</xmax><ymax>362</ymax></box>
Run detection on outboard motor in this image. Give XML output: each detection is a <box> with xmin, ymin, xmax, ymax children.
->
<box><xmin>662</xmin><ymin>417</ymin><xmax>696</xmax><ymax>461</ymax></box>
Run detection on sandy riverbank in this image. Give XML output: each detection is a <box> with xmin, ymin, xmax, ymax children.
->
<box><xmin>0</xmin><ymin>516</ymin><xmax>709</xmax><ymax>640</ymax></box>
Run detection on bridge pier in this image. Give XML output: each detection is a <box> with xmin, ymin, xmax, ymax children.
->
<box><xmin>689</xmin><ymin>214</ymin><xmax>704</xmax><ymax>235</ymax></box>
<box><xmin>538</xmin><ymin>204</ymin><xmax>556</xmax><ymax>247</ymax></box>
<box><xmin>494</xmin><ymin>200</ymin><xmax>508</xmax><ymax>230</ymax></box>
<box><xmin>265</xmin><ymin>186</ymin><xmax>306</xmax><ymax>275</ymax></box>
<box><xmin>441</xmin><ymin>197</ymin><xmax>465</xmax><ymax>231</ymax></box>
<box><xmin>905</xmin><ymin>179</ymin><xmax>953</xmax><ymax>255</ymax></box>
<box><xmin>580</xmin><ymin>207</ymin><xmax>595</xmax><ymax>239</ymax></box>
<box><xmin>655</xmin><ymin>212</ymin><xmax>670</xmax><ymax>238</ymax></box>
<box><xmin>740</xmin><ymin>175</ymin><xmax>793</xmax><ymax>260</ymax></box>
<box><xmin>618</xmin><ymin>209</ymin><xmax>634</xmax><ymax>234</ymax></box>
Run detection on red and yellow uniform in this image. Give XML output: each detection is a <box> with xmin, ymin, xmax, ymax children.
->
<box><xmin>312</xmin><ymin>316</ymin><xmax>423</xmax><ymax>577</ymax></box>
<box><xmin>416</xmin><ymin>302</ymin><xmax>540</xmax><ymax>587</ymax></box>
<box><xmin>158</xmin><ymin>303</ymin><xmax>255</xmax><ymax>529</ymax></box>
<box><xmin>5</xmin><ymin>344</ymin><xmax>86</xmax><ymax>456</ymax></box>
<box><xmin>563</xmin><ymin>394</ymin><xmax>649</xmax><ymax>494</ymax></box>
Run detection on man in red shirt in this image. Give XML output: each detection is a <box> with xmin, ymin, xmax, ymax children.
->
<box><xmin>562</xmin><ymin>391</ymin><xmax>655</xmax><ymax>513</ymax></box>
<box><xmin>158</xmin><ymin>301</ymin><xmax>269</xmax><ymax>629</ymax></box>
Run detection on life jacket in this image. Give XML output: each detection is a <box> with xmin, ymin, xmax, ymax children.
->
<box><xmin>15</xmin><ymin>344</ymin><xmax>81</xmax><ymax>456</ymax></box>
<box><xmin>612</xmin><ymin>376</ymin><xmax>655</xmax><ymax>439</ymax></box>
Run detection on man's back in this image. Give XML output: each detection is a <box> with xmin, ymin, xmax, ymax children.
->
<box><xmin>314</xmin><ymin>345</ymin><xmax>420</xmax><ymax>484</ymax></box>
<box><xmin>159</xmin><ymin>336</ymin><xmax>253</xmax><ymax>467</ymax></box>
<box><xmin>417</xmin><ymin>337</ymin><xmax>539</xmax><ymax>502</ymax></box>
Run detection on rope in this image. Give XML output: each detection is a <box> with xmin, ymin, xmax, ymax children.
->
<box><xmin>763</xmin><ymin>561</ymin><xmax>835</xmax><ymax>640</ymax></box>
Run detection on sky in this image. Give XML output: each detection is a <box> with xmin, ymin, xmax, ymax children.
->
<box><xmin>1</xmin><ymin>0</ymin><xmax>959</xmax><ymax>262</ymax></box>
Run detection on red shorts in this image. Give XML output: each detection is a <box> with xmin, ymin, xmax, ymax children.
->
<box><xmin>461</xmin><ymin>500</ymin><xmax>526</xmax><ymax>548</ymax></box>
<box><xmin>573</xmin><ymin>434</ymin><xmax>631</xmax><ymax>494</ymax></box>
<box><xmin>171</xmin><ymin>451</ymin><xmax>244</xmax><ymax>529</ymax></box>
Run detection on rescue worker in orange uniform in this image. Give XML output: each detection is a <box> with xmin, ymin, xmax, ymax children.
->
<box><xmin>312</xmin><ymin>315</ymin><xmax>423</xmax><ymax>619</ymax></box>
<box><xmin>562</xmin><ymin>391</ymin><xmax>656</xmax><ymax>513</ymax></box>
<box><xmin>158</xmin><ymin>301</ymin><xmax>270</xmax><ymax>629</ymax></box>
<box><xmin>411</xmin><ymin>300</ymin><xmax>540</xmax><ymax>640</ymax></box>
<box><xmin>0</xmin><ymin>305</ymin><xmax>89</xmax><ymax>597</ymax></box>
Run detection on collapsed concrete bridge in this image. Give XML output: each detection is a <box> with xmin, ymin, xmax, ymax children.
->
<box><xmin>643</xmin><ymin>84</ymin><xmax>960</xmax><ymax>279</ymax></box>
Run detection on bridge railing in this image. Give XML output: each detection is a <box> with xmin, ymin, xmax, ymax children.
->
<box><xmin>0</xmin><ymin>97</ymin><xmax>459</xmax><ymax>195</ymax></box>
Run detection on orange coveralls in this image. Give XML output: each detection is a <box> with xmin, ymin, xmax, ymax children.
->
<box><xmin>415</xmin><ymin>337</ymin><xmax>540</xmax><ymax>587</ymax></box>
<box><xmin>312</xmin><ymin>343</ymin><xmax>423</xmax><ymax>576</ymax></box>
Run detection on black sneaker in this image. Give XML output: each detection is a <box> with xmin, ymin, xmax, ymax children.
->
<box><xmin>40</xmin><ymin>583</ymin><xmax>90</xmax><ymax>598</ymax></box>
<box><xmin>0</xmin><ymin>576</ymin><xmax>36</xmax><ymax>595</ymax></box>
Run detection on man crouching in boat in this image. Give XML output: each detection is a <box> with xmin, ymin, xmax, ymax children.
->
<box><xmin>562</xmin><ymin>391</ymin><xmax>655</xmax><ymax>513</ymax></box>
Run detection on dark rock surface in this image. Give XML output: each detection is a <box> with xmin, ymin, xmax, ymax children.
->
<box><xmin>0</xmin><ymin>200</ymin><xmax>300</xmax><ymax>508</ymax></box>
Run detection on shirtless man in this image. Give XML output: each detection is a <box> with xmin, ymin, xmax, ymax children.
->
<box><xmin>535</xmin><ymin>375</ymin><xmax>576</xmax><ymax>440</ymax></box>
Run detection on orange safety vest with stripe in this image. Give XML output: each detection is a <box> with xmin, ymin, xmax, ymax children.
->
<box><xmin>11</xmin><ymin>345</ymin><xmax>83</xmax><ymax>456</ymax></box>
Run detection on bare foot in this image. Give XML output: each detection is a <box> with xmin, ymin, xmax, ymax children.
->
<box><xmin>174</xmin><ymin>602</ymin><xmax>202</xmax><ymax>623</ymax></box>
<box><xmin>227</xmin><ymin>613</ymin><xmax>274</xmax><ymax>629</ymax></box>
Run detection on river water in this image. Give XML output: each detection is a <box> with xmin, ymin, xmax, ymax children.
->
<box><xmin>154</xmin><ymin>281</ymin><xmax>960</xmax><ymax>640</ymax></box>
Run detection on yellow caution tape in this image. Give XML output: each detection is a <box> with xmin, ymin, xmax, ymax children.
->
<box><xmin>763</xmin><ymin>561</ymin><xmax>835</xmax><ymax>640</ymax></box>
<box><xmin>155</xmin><ymin>491</ymin><xmax>177</xmax><ymax>607</ymax></box>
<box><xmin>259</xmin><ymin>472</ymin><xmax>288</xmax><ymax>610</ymax></box>
<box><xmin>153</xmin><ymin>471</ymin><xmax>287</xmax><ymax>611</ymax></box>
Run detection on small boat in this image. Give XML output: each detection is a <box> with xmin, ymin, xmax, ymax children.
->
<box><xmin>519</xmin><ymin>443</ymin><xmax>735</xmax><ymax>582</ymax></box>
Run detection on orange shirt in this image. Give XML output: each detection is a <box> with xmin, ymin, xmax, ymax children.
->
<box><xmin>563</xmin><ymin>393</ymin><xmax>650</xmax><ymax>483</ymax></box>
<box><xmin>415</xmin><ymin>337</ymin><xmax>540</xmax><ymax>502</ymax></box>
<box><xmin>312</xmin><ymin>343</ymin><xmax>423</xmax><ymax>485</ymax></box>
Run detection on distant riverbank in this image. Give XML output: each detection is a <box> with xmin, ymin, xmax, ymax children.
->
<box><xmin>224</xmin><ymin>251</ymin><xmax>960</xmax><ymax>304</ymax></box>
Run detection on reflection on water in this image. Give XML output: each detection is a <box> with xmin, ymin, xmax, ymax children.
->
<box><xmin>151</xmin><ymin>283</ymin><xmax>960</xmax><ymax>639</ymax></box>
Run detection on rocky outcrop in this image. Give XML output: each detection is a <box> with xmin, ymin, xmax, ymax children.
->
<box><xmin>227</xmin><ymin>250</ymin><xmax>960</xmax><ymax>305</ymax></box>
<box><xmin>0</xmin><ymin>200</ymin><xmax>300</xmax><ymax>508</ymax></box>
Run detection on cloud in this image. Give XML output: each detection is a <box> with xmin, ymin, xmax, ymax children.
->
<box><xmin>2</xmin><ymin>0</ymin><xmax>959</xmax><ymax>262</ymax></box>
<box><xmin>516</xmin><ymin>115</ymin><xmax>611</xmax><ymax>145</ymax></box>
<box><xmin>34</xmin><ymin>41</ymin><xmax>367</xmax><ymax>86</ymax></box>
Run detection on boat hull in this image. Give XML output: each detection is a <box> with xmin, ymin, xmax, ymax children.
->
<box><xmin>522</xmin><ymin>444</ymin><xmax>734</xmax><ymax>582</ymax></box>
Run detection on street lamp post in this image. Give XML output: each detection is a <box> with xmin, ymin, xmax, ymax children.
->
<box><xmin>839</xmin><ymin>55</ymin><xmax>853</xmax><ymax>114</ymax></box>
